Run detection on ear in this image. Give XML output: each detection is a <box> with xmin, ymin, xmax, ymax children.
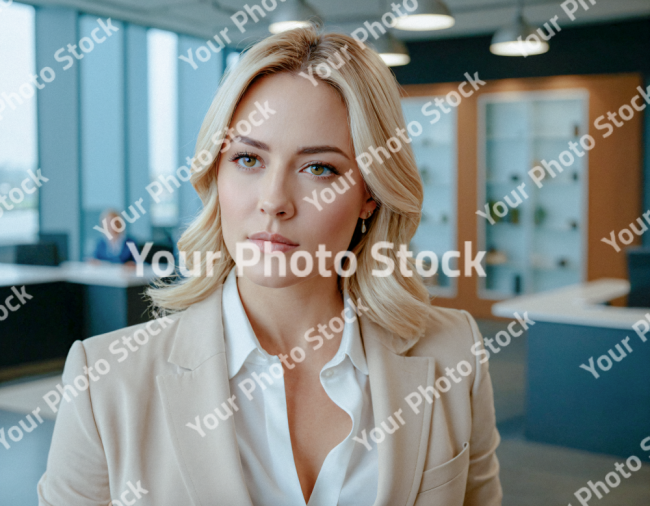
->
<box><xmin>359</xmin><ymin>195</ymin><xmax>378</xmax><ymax>219</ymax></box>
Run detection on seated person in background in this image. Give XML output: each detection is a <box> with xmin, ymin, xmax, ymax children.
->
<box><xmin>91</xmin><ymin>209</ymin><xmax>137</xmax><ymax>265</ymax></box>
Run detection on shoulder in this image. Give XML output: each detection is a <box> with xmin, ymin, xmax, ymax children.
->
<box><xmin>411</xmin><ymin>305</ymin><xmax>480</xmax><ymax>351</ymax></box>
<box><xmin>406</xmin><ymin>305</ymin><xmax>483</xmax><ymax>374</ymax></box>
<box><xmin>64</xmin><ymin>313</ymin><xmax>184</xmax><ymax>381</ymax></box>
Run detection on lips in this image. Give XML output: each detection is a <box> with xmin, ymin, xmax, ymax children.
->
<box><xmin>248</xmin><ymin>232</ymin><xmax>299</xmax><ymax>253</ymax></box>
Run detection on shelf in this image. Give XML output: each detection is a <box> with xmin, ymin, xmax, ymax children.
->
<box><xmin>486</xmin><ymin>262</ymin><xmax>525</xmax><ymax>269</ymax></box>
<box><xmin>535</xmin><ymin>179</ymin><xmax>581</xmax><ymax>187</ymax></box>
<box><xmin>534</xmin><ymin>225</ymin><xmax>580</xmax><ymax>232</ymax></box>
<box><xmin>486</xmin><ymin>135</ymin><xmax>526</xmax><ymax>141</ymax></box>
<box><xmin>480</xmin><ymin>91</ymin><xmax>587</xmax><ymax>300</ymax></box>
<box><xmin>490</xmin><ymin>221</ymin><xmax>522</xmax><ymax>227</ymax></box>
<box><xmin>486</xmin><ymin>179</ymin><xmax>525</xmax><ymax>185</ymax></box>
<box><xmin>532</xmin><ymin>134</ymin><xmax>580</xmax><ymax>140</ymax></box>
<box><xmin>532</xmin><ymin>265</ymin><xmax>579</xmax><ymax>272</ymax></box>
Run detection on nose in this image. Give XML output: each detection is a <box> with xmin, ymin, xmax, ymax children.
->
<box><xmin>258</xmin><ymin>164</ymin><xmax>295</xmax><ymax>219</ymax></box>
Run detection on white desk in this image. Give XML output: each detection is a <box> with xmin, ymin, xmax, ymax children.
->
<box><xmin>491</xmin><ymin>278</ymin><xmax>648</xmax><ymax>330</ymax></box>
<box><xmin>0</xmin><ymin>261</ymin><xmax>157</xmax><ymax>288</ymax></box>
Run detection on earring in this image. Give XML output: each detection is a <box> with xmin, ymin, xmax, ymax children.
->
<box><xmin>361</xmin><ymin>211</ymin><xmax>372</xmax><ymax>233</ymax></box>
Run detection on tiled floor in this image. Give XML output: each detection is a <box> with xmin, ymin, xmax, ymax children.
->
<box><xmin>0</xmin><ymin>319</ymin><xmax>648</xmax><ymax>505</ymax></box>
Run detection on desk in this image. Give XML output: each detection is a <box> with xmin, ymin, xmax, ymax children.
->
<box><xmin>493</xmin><ymin>279</ymin><xmax>650</xmax><ymax>457</ymax></box>
<box><xmin>0</xmin><ymin>262</ymin><xmax>158</xmax><ymax>369</ymax></box>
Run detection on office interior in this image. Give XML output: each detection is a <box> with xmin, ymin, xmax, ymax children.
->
<box><xmin>0</xmin><ymin>0</ymin><xmax>649</xmax><ymax>504</ymax></box>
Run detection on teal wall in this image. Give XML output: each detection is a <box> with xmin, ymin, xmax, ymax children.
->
<box><xmin>35</xmin><ymin>8</ymin><xmax>82</xmax><ymax>260</ymax></box>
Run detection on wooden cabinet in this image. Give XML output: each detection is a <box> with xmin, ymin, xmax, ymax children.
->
<box><xmin>401</xmin><ymin>74</ymin><xmax>644</xmax><ymax>318</ymax></box>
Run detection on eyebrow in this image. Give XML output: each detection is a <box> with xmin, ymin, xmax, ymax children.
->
<box><xmin>234</xmin><ymin>136</ymin><xmax>350</xmax><ymax>160</ymax></box>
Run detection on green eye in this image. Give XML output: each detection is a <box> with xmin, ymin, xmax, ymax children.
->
<box><xmin>241</xmin><ymin>156</ymin><xmax>257</xmax><ymax>167</ymax></box>
<box><xmin>306</xmin><ymin>164</ymin><xmax>334</xmax><ymax>176</ymax></box>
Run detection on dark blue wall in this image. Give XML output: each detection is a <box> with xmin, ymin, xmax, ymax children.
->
<box><xmin>393</xmin><ymin>17</ymin><xmax>650</xmax><ymax>83</ymax></box>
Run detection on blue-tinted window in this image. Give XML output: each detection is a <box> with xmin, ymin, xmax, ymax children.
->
<box><xmin>0</xmin><ymin>2</ymin><xmax>38</xmax><ymax>244</ymax></box>
<box><xmin>148</xmin><ymin>28</ymin><xmax>178</xmax><ymax>227</ymax></box>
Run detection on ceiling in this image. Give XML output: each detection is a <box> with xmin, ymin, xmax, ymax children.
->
<box><xmin>21</xmin><ymin>0</ymin><xmax>650</xmax><ymax>46</ymax></box>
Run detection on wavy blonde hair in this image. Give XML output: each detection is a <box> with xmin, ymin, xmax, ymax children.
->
<box><xmin>148</xmin><ymin>24</ymin><xmax>436</xmax><ymax>350</ymax></box>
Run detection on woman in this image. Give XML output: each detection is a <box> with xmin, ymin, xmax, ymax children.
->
<box><xmin>90</xmin><ymin>209</ymin><xmax>137</xmax><ymax>264</ymax></box>
<box><xmin>38</xmin><ymin>25</ymin><xmax>502</xmax><ymax>506</ymax></box>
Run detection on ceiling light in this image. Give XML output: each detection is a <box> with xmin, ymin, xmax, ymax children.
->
<box><xmin>393</xmin><ymin>0</ymin><xmax>455</xmax><ymax>31</ymax></box>
<box><xmin>490</xmin><ymin>1</ymin><xmax>549</xmax><ymax>56</ymax></box>
<box><xmin>371</xmin><ymin>34</ymin><xmax>410</xmax><ymax>67</ymax></box>
<box><xmin>269</xmin><ymin>0</ymin><xmax>319</xmax><ymax>34</ymax></box>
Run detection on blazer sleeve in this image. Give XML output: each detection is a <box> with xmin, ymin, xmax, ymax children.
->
<box><xmin>37</xmin><ymin>340</ymin><xmax>111</xmax><ymax>506</ymax></box>
<box><xmin>460</xmin><ymin>310</ymin><xmax>503</xmax><ymax>506</ymax></box>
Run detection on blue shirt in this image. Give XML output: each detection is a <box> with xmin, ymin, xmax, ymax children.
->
<box><xmin>93</xmin><ymin>236</ymin><xmax>136</xmax><ymax>264</ymax></box>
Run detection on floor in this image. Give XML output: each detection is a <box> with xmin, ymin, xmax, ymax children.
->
<box><xmin>0</xmin><ymin>374</ymin><xmax>57</xmax><ymax>505</ymax></box>
<box><xmin>0</xmin><ymin>319</ymin><xmax>648</xmax><ymax>505</ymax></box>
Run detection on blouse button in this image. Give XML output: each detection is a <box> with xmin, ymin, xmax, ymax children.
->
<box><xmin>323</xmin><ymin>369</ymin><xmax>334</xmax><ymax>378</ymax></box>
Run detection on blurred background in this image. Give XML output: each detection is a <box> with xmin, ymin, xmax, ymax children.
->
<box><xmin>0</xmin><ymin>0</ymin><xmax>649</xmax><ymax>504</ymax></box>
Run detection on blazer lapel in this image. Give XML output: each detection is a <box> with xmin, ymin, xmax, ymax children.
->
<box><xmin>361</xmin><ymin>316</ymin><xmax>435</xmax><ymax>506</ymax></box>
<box><xmin>157</xmin><ymin>285</ymin><xmax>253</xmax><ymax>506</ymax></box>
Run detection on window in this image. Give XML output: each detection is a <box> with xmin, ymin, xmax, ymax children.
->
<box><xmin>148</xmin><ymin>28</ymin><xmax>178</xmax><ymax>227</ymax></box>
<box><xmin>0</xmin><ymin>2</ymin><xmax>38</xmax><ymax>244</ymax></box>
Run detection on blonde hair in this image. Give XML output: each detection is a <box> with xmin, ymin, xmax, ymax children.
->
<box><xmin>148</xmin><ymin>24</ymin><xmax>436</xmax><ymax>350</ymax></box>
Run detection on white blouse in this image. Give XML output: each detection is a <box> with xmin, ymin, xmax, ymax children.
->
<box><xmin>221</xmin><ymin>268</ymin><xmax>378</xmax><ymax>506</ymax></box>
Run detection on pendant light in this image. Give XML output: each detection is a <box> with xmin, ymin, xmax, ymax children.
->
<box><xmin>392</xmin><ymin>0</ymin><xmax>455</xmax><ymax>31</ymax></box>
<box><xmin>490</xmin><ymin>0</ymin><xmax>549</xmax><ymax>56</ymax></box>
<box><xmin>371</xmin><ymin>33</ymin><xmax>410</xmax><ymax>67</ymax></box>
<box><xmin>268</xmin><ymin>0</ymin><xmax>320</xmax><ymax>34</ymax></box>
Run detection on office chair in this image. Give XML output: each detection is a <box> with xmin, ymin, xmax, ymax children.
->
<box><xmin>15</xmin><ymin>242</ymin><xmax>60</xmax><ymax>266</ymax></box>
<box><xmin>39</xmin><ymin>232</ymin><xmax>69</xmax><ymax>263</ymax></box>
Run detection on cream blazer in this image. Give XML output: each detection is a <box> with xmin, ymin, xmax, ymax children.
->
<box><xmin>37</xmin><ymin>284</ymin><xmax>502</xmax><ymax>506</ymax></box>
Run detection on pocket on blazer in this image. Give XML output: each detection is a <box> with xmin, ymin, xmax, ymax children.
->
<box><xmin>418</xmin><ymin>441</ymin><xmax>470</xmax><ymax>494</ymax></box>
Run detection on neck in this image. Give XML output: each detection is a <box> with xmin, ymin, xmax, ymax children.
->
<box><xmin>236</xmin><ymin>273</ymin><xmax>345</xmax><ymax>358</ymax></box>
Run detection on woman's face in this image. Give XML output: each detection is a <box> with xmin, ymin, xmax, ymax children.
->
<box><xmin>217</xmin><ymin>72</ymin><xmax>376</xmax><ymax>288</ymax></box>
<box><xmin>105</xmin><ymin>212</ymin><xmax>123</xmax><ymax>239</ymax></box>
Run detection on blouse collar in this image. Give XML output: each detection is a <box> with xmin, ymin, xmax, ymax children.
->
<box><xmin>221</xmin><ymin>268</ymin><xmax>368</xmax><ymax>379</ymax></box>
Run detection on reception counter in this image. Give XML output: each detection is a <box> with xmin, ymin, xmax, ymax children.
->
<box><xmin>0</xmin><ymin>261</ymin><xmax>157</xmax><ymax>288</ymax></box>
<box><xmin>493</xmin><ymin>279</ymin><xmax>650</xmax><ymax>457</ymax></box>
<box><xmin>0</xmin><ymin>262</ymin><xmax>157</xmax><ymax>370</ymax></box>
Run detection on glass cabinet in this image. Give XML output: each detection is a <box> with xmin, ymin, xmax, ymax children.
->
<box><xmin>401</xmin><ymin>97</ymin><xmax>457</xmax><ymax>296</ymax></box>
<box><xmin>478</xmin><ymin>90</ymin><xmax>589</xmax><ymax>298</ymax></box>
